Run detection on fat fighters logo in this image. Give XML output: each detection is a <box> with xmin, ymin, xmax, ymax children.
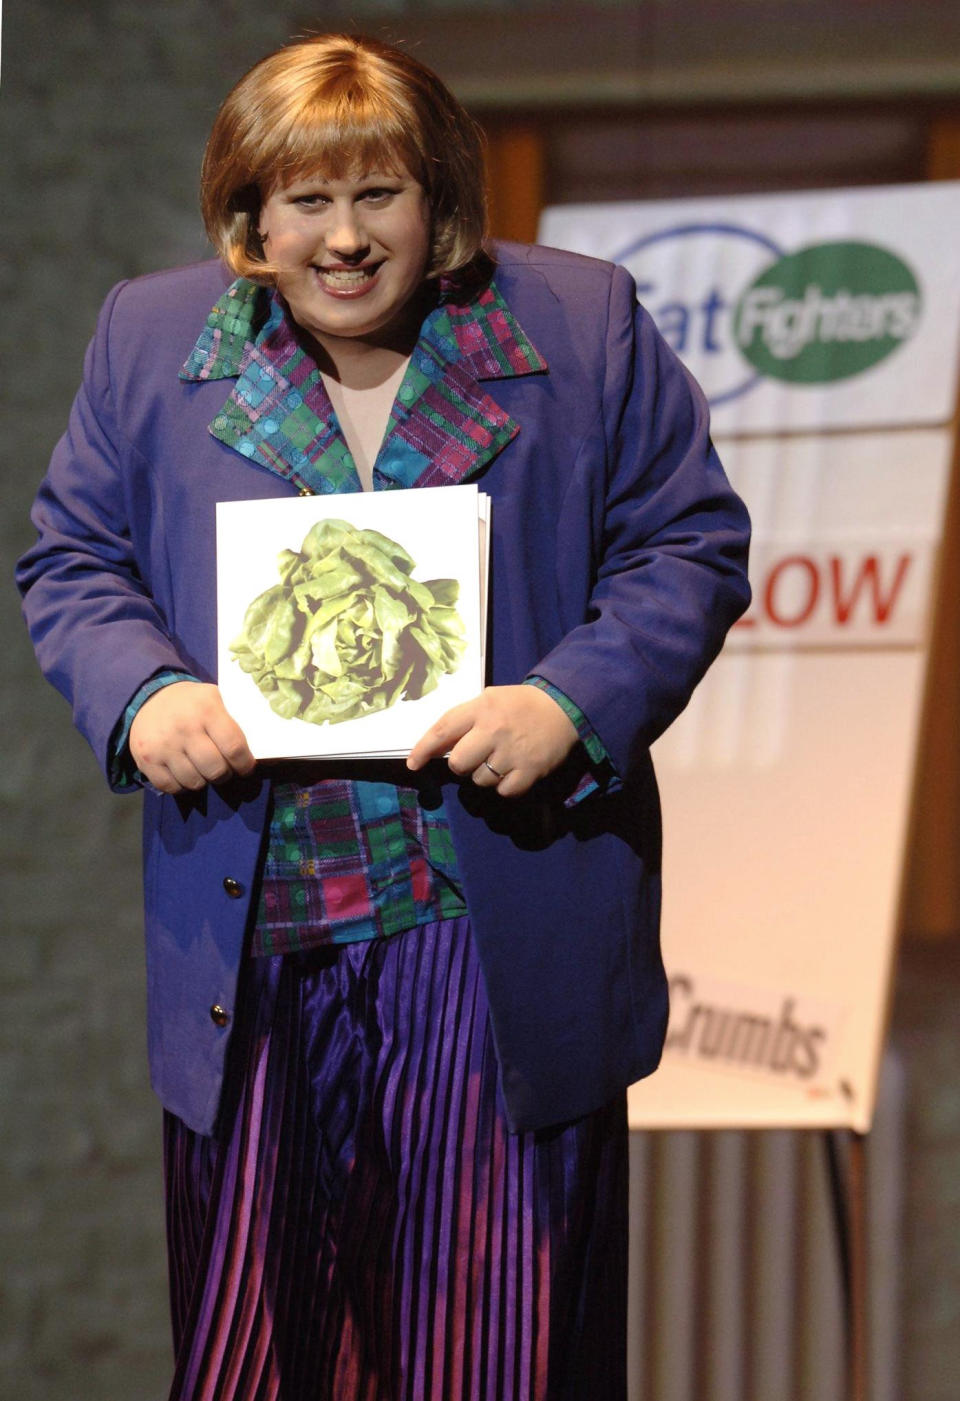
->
<box><xmin>616</xmin><ymin>225</ymin><xmax>921</xmax><ymax>407</ymax></box>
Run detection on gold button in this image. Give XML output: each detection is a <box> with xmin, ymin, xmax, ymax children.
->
<box><xmin>209</xmin><ymin>1004</ymin><xmax>230</xmax><ymax>1028</ymax></box>
<box><xmin>298</xmin><ymin>486</ymin><xmax>313</xmax><ymax>496</ymax></box>
<box><xmin>222</xmin><ymin>877</ymin><xmax>244</xmax><ymax>899</ymax></box>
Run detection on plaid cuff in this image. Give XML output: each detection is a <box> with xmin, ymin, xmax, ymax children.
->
<box><xmin>523</xmin><ymin>675</ymin><xmax>617</xmax><ymax>804</ymax></box>
<box><xmin>108</xmin><ymin>669</ymin><xmax>201</xmax><ymax>791</ymax></box>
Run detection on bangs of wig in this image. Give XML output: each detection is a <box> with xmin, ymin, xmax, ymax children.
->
<box><xmin>248</xmin><ymin>77</ymin><xmax>429</xmax><ymax>193</ymax></box>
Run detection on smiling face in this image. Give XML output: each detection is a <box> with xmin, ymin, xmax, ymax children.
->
<box><xmin>257</xmin><ymin>166</ymin><xmax>433</xmax><ymax>363</ymax></box>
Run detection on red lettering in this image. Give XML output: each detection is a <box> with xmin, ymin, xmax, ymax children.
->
<box><xmin>829</xmin><ymin>553</ymin><xmax>911</xmax><ymax>625</ymax></box>
<box><xmin>764</xmin><ymin>555</ymin><xmax>819</xmax><ymax>627</ymax></box>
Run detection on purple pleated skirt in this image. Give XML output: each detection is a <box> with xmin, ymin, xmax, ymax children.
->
<box><xmin>163</xmin><ymin>916</ymin><xmax>627</xmax><ymax>1400</ymax></box>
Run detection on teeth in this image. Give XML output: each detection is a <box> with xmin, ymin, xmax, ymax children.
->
<box><xmin>316</xmin><ymin>267</ymin><xmax>375</xmax><ymax>285</ymax></box>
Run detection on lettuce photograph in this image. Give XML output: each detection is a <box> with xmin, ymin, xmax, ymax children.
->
<box><xmin>229</xmin><ymin>518</ymin><xmax>468</xmax><ymax>726</ymax></box>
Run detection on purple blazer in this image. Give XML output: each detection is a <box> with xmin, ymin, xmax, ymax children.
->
<box><xmin>17</xmin><ymin>244</ymin><xmax>750</xmax><ymax>1135</ymax></box>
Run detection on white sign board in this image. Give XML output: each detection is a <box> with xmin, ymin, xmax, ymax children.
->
<box><xmin>540</xmin><ymin>182</ymin><xmax>960</xmax><ymax>434</ymax></box>
<box><xmin>540</xmin><ymin>184</ymin><xmax>960</xmax><ymax>1131</ymax></box>
<box><xmin>636</xmin><ymin>430</ymin><xmax>951</xmax><ymax>1131</ymax></box>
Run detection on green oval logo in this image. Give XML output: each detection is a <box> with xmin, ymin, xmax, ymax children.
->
<box><xmin>733</xmin><ymin>241</ymin><xmax>921</xmax><ymax>384</ymax></box>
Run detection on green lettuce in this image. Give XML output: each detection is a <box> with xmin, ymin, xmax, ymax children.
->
<box><xmin>230</xmin><ymin>518</ymin><xmax>467</xmax><ymax>726</ymax></box>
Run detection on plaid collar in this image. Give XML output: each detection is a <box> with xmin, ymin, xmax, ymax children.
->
<box><xmin>180</xmin><ymin>274</ymin><xmax>546</xmax><ymax>494</ymax></box>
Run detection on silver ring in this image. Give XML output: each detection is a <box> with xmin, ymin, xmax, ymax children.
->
<box><xmin>483</xmin><ymin>760</ymin><xmax>505</xmax><ymax>779</ymax></box>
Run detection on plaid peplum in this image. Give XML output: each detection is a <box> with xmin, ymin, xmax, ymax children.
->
<box><xmin>251</xmin><ymin>776</ymin><xmax>466</xmax><ymax>954</ymax></box>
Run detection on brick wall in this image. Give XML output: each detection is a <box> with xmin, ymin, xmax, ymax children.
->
<box><xmin>2</xmin><ymin>6</ymin><xmax>301</xmax><ymax>1397</ymax></box>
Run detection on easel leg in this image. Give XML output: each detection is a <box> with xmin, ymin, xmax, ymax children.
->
<box><xmin>824</xmin><ymin>1129</ymin><xmax>869</xmax><ymax>1401</ymax></box>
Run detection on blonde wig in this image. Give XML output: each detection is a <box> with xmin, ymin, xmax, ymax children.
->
<box><xmin>201</xmin><ymin>34</ymin><xmax>489</xmax><ymax>285</ymax></box>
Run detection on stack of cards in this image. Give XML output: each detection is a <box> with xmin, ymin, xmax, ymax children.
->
<box><xmin>216</xmin><ymin>484</ymin><xmax>490</xmax><ymax>760</ymax></box>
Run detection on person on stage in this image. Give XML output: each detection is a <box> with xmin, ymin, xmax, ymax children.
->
<box><xmin>17</xmin><ymin>33</ymin><xmax>750</xmax><ymax>1399</ymax></box>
